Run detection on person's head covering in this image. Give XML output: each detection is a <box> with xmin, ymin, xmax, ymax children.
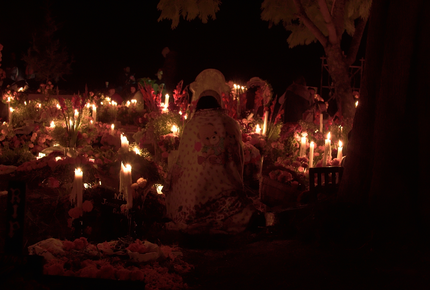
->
<box><xmin>195</xmin><ymin>95</ymin><xmax>222</xmax><ymax>111</ymax></box>
<box><xmin>198</xmin><ymin>90</ymin><xmax>222</xmax><ymax>107</ymax></box>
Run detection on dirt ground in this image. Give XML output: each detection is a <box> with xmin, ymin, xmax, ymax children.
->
<box><xmin>2</xmin><ymin>204</ymin><xmax>430</xmax><ymax>290</ymax></box>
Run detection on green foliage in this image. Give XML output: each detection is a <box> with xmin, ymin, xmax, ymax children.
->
<box><xmin>261</xmin><ymin>0</ymin><xmax>372</xmax><ymax>47</ymax></box>
<box><xmin>157</xmin><ymin>0</ymin><xmax>221</xmax><ymax>28</ymax></box>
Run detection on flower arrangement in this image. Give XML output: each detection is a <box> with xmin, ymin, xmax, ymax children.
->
<box><xmin>28</xmin><ymin>237</ymin><xmax>192</xmax><ymax>288</ymax></box>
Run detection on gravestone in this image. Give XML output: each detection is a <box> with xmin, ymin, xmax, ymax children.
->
<box><xmin>190</xmin><ymin>68</ymin><xmax>231</xmax><ymax>106</ymax></box>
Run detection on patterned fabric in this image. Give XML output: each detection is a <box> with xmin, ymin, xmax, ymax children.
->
<box><xmin>165</xmin><ymin>108</ymin><xmax>257</xmax><ymax>234</ymax></box>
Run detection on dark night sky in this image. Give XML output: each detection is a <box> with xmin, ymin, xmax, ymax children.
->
<box><xmin>0</xmin><ymin>0</ymin><xmax>366</xmax><ymax>96</ymax></box>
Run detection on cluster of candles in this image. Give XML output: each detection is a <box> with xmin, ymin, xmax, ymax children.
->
<box><xmin>299</xmin><ymin>132</ymin><xmax>343</xmax><ymax>168</ymax></box>
<box><xmin>253</xmin><ymin>111</ymin><xmax>269</xmax><ymax>136</ymax></box>
<box><xmin>233</xmin><ymin>84</ymin><xmax>246</xmax><ymax>115</ymax></box>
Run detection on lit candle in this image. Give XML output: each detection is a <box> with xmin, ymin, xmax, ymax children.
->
<box><xmin>309</xmin><ymin>141</ymin><xmax>315</xmax><ymax>168</ymax></box>
<box><xmin>255</xmin><ymin>124</ymin><xmax>261</xmax><ymax>134</ymax></box>
<box><xmin>50</xmin><ymin>121</ymin><xmax>55</xmax><ymax>128</ymax></box>
<box><xmin>337</xmin><ymin>140</ymin><xmax>343</xmax><ymax>161</ymax></box>
<box><xmin>165</xmin><ymin>94</ymin><xmax>169</xmax><ymax>106</ymax></box>
<box><xmin>73</xmin><ymin>168</ymin><xmax>83</xmax><ymax>208</ymax></box>
<box><xmin>9</xmin><ymin>107</ymin><xmax>14</xmax><ymax>124</ymax></box>
<box><xmin>120</xmin><ymin>134</ymin><xmax>129</xmax><ymax>150</ymax></box>
<box><xmin>92</xmin><ymin>104</ymin><xmax>97</xmax><ymax>122</ymax></box>
<box><xmin>355</xmin><ymin>100</ymin><xmax>359</xmax><ymax>107</ymax></box>
<box><xmin>111</xmin><ymin>124</ymin><xmax>115</xmax><ymax>135</ymax></box>
<box><xmin>300</xmin><ymin>135</ymin><xmax>307</xmax><ymax>157</ymax></box>
<box><xmin>74</xmin><ymin>109</ymin><xmax>79</xmax><ymax>117</ymax></box>
<box><xmin>171</xmin><ymin>125</ymin><xmax>179</xmax><ymax>136</ymax></box>
<box><xmin>319</xmin><ymin>113</ymin><xmax>323</xmax><ymax>133</ymax></box>
<box><xmin>155</xmin><ymin>184</ymin><xmax>164</xmax><ymax>195</ymax></box>
<box><xmin>262</xmin><ymin>111</ymin><xmax>268</xmax><ymax>136</ymax></box>
<box><xmin>323</xmin><ymin>132</ymin><xmax>331</xmax><ymax>166</ymax></box>
<box><xmin>120</xmin><ymin>163</ymin><xmax>133</xmax><ymax>209</ymax></box>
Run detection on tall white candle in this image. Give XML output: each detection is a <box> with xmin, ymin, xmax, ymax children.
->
<box><xmin>309</xmin><ymin>141</ymin><xmax>315</xmax><ymax>168</ymax></box>
<box><xmin>121</xmin><ymin>163</ymin><xmax>133</xmax><ymax>209</ymax></box>
<box><xmin>323</xmin><ymin>132</ymin><xmax>331</xmax><ymax>166</ymax></box>
<box><xmin>319</xmin><ymin>113</ymin><xmax>323</xmax><ymax>133</ymax></box>
<box><xmin>262</xmin><ymin>111</ymin><xmax>269</xmax><ymax>136</ymax></box>
<box><xmin>92</xmin><ymin>104</ymin><xmax>97</xmax><ymax>122</ymax></box>
<box><xmin>74</xmin><ymin>168</ymin><xmax>83</xmax><ymax>208</ymax></box>
<box><xmin>9</xmin><ymin>107</ymin><xmax>14</xmax><ymax>125</ymax></box>
<box><xmin>165</xmin><ymin>94</ymin><xmax>169</xmax><ymax>106</ymax></box>
<box><xmin>120</xmin><ymin>134</ymin><xmax>129</xmax><ymax>150</ymax></box>
<box><xmin>300</xmin><ymin>136</ymin><xmax>307</xmax><ymax>157</ymax></box>
<box><xmin>337</xmin><ymin>140</ymin><xmax>343</xmax><ymax>160</ymax></box>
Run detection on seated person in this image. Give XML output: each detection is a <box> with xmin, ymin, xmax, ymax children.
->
<box><xmin>128</xmin><ymin>84</ymin><xmax>144</xmax><ymax>105</ymax></box>
<box><xmin>107</xmin><ymin>85</ymin><xmax>123</xmax><ymax>104</ymax></box>
<box><xmin>164</xmin><ymin>90</ymin><xmax>263</xmax><ymax>234</ymax></box>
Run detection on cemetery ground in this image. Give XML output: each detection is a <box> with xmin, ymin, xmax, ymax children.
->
<box><xmin>2</xmin><ymin>201</ymin><xmax>430</xmax><ymax>290</ymax></box>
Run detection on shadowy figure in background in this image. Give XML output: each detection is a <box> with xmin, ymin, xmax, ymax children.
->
<box><xmin>117</xmin><ymin>66</ymin><xmax>135</xmax><ymax>98</ymax></box>
<box><xmin>282</xmin><ymin>76</ymin><xmax>313</xmax><ymax>123</ymax></box>
<box><xmin>160</xmin><ymin>46</ymin><xmax>179</xmax><ymax>98</ymax></box>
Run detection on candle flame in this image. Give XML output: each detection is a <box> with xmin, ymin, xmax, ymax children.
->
<box><xmin>310</xmin><ymin>141</ymin><xmax>315</xmax><ymax>147</ymax></box>
<box><xmin>56</xmin><ymin>104</ymin><xmax>61</xmax><ymax>109</ymax></box>
<box><xmin>355</xmin><ymin>100</ymin><xmax>359</xmax><ymax>107</ymax></box>
<box><xmin>255</xmin><ymin>124</ymin><xmax>261</xmax><ymax>134</ymax></box>
<box><xmin>126</xmin><ymin>101</ymin><xmax>130</xmax><ymax>107</ymax></box>
<box><xmin>10</xmin><ymin>107</ymin><xmax>14</xmax><ymax>112</ymax></box>
<box><xmin>131</xmin><ymin>99</ymin><xmax>137</xmax><ymax>104</ymax></box>
<box><xmin>75</xmin><ymin>168</ymin><xmax>83</xmax><ymax>175</ymax></box>
<box><xmin>111</xmin><ymin>124</ymin><xmax>115</xmax><ymax>130</ymax></box>
<box><xmin>155</xmin><ymin>184</ymin><xmax>164</xmax><ymax>195</ymax></box>
<box><xmin>171</xmin><ymin>125</ymin><xmax>178</xmax><ymax>134</ymax></box>
<box><xmin>74</xmin><ymin>109</ymin><xmax>79</xmax><ymax>116</ymax></box>
<box><xmin>133</xmin><ymin>147</ymin><xmax>141</xmax><ymax>155</ymax></box>
<box><xmin>339</xmin><ymin>140</ymin><xmax>343</xmax><ymax>147</ymax></box>
<box><xmin>327</xmin><ymin>132</ymin><xmax>331</xmax><ymax>140</ymax></box>
<box><xmin>50</xmin><ymin>121</ymin><xmax>55</xmax><ymax>128</ymax></box>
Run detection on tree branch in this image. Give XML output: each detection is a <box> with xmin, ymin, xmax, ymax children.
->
<box><xmin>346</xmin><ymin>17</ymin><xmax>367</xmax><ymax>66</ymax></box>
<box><xmin>332</xmin><ymin>0</ymin><xmax>346</xmax><ymax>42</ymax></box>
<box><xmin>317</xmin><ymin>0</ymin><xmax>338</xmax><ymax>44</ymax></box>
<box><xmin>293</xmin><ymin>0</ymin><xmax>327</xmax><ymax>47</ymax></box>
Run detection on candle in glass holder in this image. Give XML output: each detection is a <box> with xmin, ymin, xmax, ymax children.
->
<box><xmin>337</xmin><ymin>140</ymin><xmax>343</xmax><ymax>161</ymax></box>
<box><xmin>300</xmin><ymin>135</ymin><xmax>307</xmax><ymax>157</ymax></box>
<box><xmin>309</xmin><ymin>141</ymin><xmax>315</xmax><ymax>168</ymax></box>
<box><xmin>120</xmin><ymin>134</ymin><xmax>129</xmax><ymax>150</ymax></box>
<box><xmin>255</xmin><ymin>124</ymin><xmax>261</xmax><ymax>134</ymax></box>
<box><xmin>262</xmin><ymin>111</ymin><xmax>268</xmax><ymax>136</ymax></box>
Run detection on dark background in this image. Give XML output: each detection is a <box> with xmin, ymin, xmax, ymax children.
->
<box><xmin>0</xmin><ymin>0</ymin><xmax>366</xmax><ymax>97</ymax></box>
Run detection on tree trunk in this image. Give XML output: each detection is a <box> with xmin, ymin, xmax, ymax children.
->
<box><xmin>338</xmin><ymin>0</ymin><xmax>430</xmax><ymax>241</ymax></box>
<box><xmin>325</xmin><ymin>44</ymin><xmax>355</xmax><ymax>119</ymax></box>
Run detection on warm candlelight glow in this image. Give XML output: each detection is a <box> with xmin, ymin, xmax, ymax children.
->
<box><xmin>300</xmin><ymin>135</ymin><xmax>307</xmax><ymax>157</ymax></box>
<box><xmin>38</xmin><ymin>103</ymin><xmax>41</xmax><ymax>108</ymax></box>
<box><xmin>262</xmin><ymin>111</ymin><xmax>268</xmax><ymax>136</ymax></box>
<box><xmin>171</xmin><ymin>125</ymin><xmax>179</xmax><ymax>135</ymax></box>
<box><xmin>184</xmin><ymin>114</ymin><xmax>188</xmax><ymax>120</ymax></box>
<box><xmin>50</xmin><ymin>121</ymin><xmax>55</xmax><ymax>128</ymax></box>
<box><xmin>133</xmin><ymin>147</ymin><xmax>141</xmax><ymax>155</ymax></box>
<box><xmin>126</xmin><ymin>101</ymin><xmax>131</xmax><ymax>107</ymax></box>
<box><xmin>74</xmin><ymin>109</ymin><xmax>79</xmax><ymax>117</ymax></box>
<box><xmin>309</xmin><ymin>141</ymin><xmax>315</xmax><ymax>168</ymax></box>
<box><xmin>105</xmin><ymin>97</ymin><xmax>111</xmax><ymax>102</ymax></box>
<box><xmin>155</xmin><ymin>184</ymin><xmax>164</xmax><ymax>195</ymax></box>
<box><xmin>255</xmin><ymin>124</ymin><xmax>261</xmax><ymax>134</ymax></box>
<box><xmin>55</xmin><ymin>156</ymin><xmax>62</xmax><ymax>161</ymax></box>
<box><xmin>74</xmin><ymin>168</ymin><xmax>83</xmax><ymax>208</ymax></box>
<box><xmin>327</xmin><ymin>132</ymin><xmax>331</xmax><ymax>140</ymax></box>
<box><xmin>165</xmin><ymin>94</ymin><xmax>169</xmax><ymax>105</ymax></box>
<box><xmin>36</xmin><ymin>152</ymin><xmax>46</xmax><ymax>160</ymax></box>
<box><xmin>10</xmin><ymin>107</ymin><xmax>14</xmax><ymax>113</ymax></box>
<box><xmin>120</xmin><ymin>134</ymin><xmax>129</xmax><ymax>149</ymax></box>
<box><xmin>337</xmin><ymin>140</ymin><xmax>343</xmax><ymax>161</ymax></box>
<box><xmin>355</xmin><ymin>100</ymin><xmax>359</xmax><ymax>107</ymax></box>
<box><xmin>112</xmin><ymin>101</ymin><xmax>117</xmax><ymax>106</ymax></box>
<box><xmin>111</xmin><ymin>124</ymin><xmax>115</xmax><ymax>130</ymax></box>
<box><xmin>179</xmin><ymin>110</ymin><xmax>182</xmax><ymax>115</ymax></box>
<box><xmin>131</xmin><ymin>99</ymin><xmax>137</xmax><ymax>104</ymax></box>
